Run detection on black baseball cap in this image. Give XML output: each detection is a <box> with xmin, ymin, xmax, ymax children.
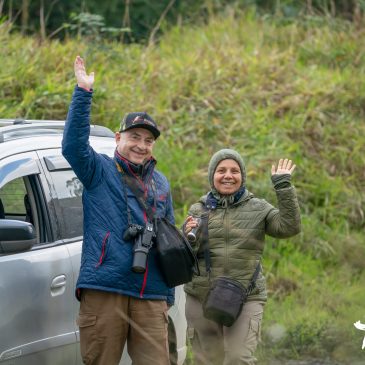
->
<box><xmin>119</xmin><ymin>112</ymin><xmax>160</xmax><ymax>139</ymax></box>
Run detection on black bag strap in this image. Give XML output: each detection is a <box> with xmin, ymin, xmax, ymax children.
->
<box><xmin>246</xmin><ymin>263</ymin><xmax>261</xmax><ymax>294</ymax></box>
<box><xmin>195</xmin><ymin>203</ymin><xmax>211</xmax><ymax>278</ymax></box>
<box><xmin>115</xmin><ymin>161</ymin><xmax>155</xmax><ymax>222</ymax></box>
<box><xmin>200</xmin><ymin>207</ymin><xmax>211</xmax><ymax>278</ymax></box>
<box><xmin>200</xmin><ymin>202</ymin><xmax>261</xmax><ymax>293</ymax></box>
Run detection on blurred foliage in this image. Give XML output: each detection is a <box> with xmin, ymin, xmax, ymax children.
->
<box><xmin>2</xmin><ymin>0</ymin><xmax>365</xmax><ymax>43</ymax></box>
<box><xmin>1</xmin><ymin>6</ymin><xmax>365</xmax><ymax>363</ymax></box>
<box><xmin>67</xmin><ymin>12</ymin><xmax>131</xmax><ymax>42</ymax></box>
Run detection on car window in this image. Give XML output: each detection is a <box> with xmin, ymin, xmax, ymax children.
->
<box><xmin>49</xmin><ymin>169</ymin><xmax>83</xmax><ymax>239</ymax></box>
<box><xmin>0</xmin><ymin>177</ymin><xmax>26</xmax><ymax>218</ymax></box>
<box><xmin>0</xmin><ymin>151</ymin><xmax>54</xmax><ymax>245</ymax></box>
<box><xmin>0</xmin><ymin>174</ymin><xmax>47</xmax><ymax>244</ymax></box>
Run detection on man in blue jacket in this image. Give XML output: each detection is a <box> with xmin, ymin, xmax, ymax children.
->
<box><xmin>62</xmin><ymin>56</ymin><xmax>175</xmax><ymax>365</ymax></box>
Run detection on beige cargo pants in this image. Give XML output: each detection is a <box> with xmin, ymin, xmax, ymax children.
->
<box><xmin>186</xmin><ymin>294</ymin><xmax>264</xmax><ymax>365</ymax></box>
<box><xmin>77</xmin><ymin>289</ymin><xmax>170</xmax><ymax>365</ymax></box>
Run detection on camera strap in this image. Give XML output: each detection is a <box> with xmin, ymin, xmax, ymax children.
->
<box><xmin>115</xmin><ymin>161</ymin><xmax>156</xmax><ymax>223</ymax></box>
<box><xmin>199</xmin><ymin>205</ymin><xmax>212</xmax><ymax>278</ymax></box>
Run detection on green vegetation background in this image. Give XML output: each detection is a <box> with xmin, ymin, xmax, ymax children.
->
<box><xmin>1</xmin><ymin>10</ymin><xmax>365</xmax><ymax>364</ymax></box>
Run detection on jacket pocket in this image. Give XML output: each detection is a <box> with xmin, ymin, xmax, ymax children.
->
<box><xmin>245</xmin><ymin>317</ymin><xmax>261</xmax><ymax>351</ymax></box>
<box><xmin>95</xmin><ymin>231</ymin><xmax>110</xmax><ymax>268</ymax></box>
<box><xmin>77</xmin><ymin>314</ymin><xmax>97</xmax><ymax>328</ymax></box>
<box><xmin>77</xmin><ymin>314</ymin><xmax>100</xmax><ymax>364</ymax></box>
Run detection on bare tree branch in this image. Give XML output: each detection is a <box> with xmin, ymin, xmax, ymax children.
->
<box><xmin>45</xmin><ymin>0</ymin><xmax>60</xmax><ymax>25</ymax></box>
<box><xmin>121</xmin><ymin>0</ymin><xmax>131</xmax><ymax>43</ymax></box>
<box><xmin>8</xmin><ymin>0</ymin><xmax>13</xmax><ymax>22</ymax></box>
<box><xmin>21</xmin><ymin>0</ymin><xmax>29</xmax><ymax>34</ymax></box>
<box><xmin>1</xmin><ymin>6</ymin><xmax>21</xmax><ymax>34</ymax></box>
<box><xmin>148</xmin><ymin>0</ymin><xmax>176</xmax><ymax>47</ymax></box>
<box><xmin>0</xmin><ymin>0</ymin><xmax>5</xmax><ymax>17</ymax></box>
<box><xmin>40</xmin><ymin>0</ymin><xmax>46</xmax><ymax>41</ymax></box>
<box><xmin>353</xmin><ymin>0</ymin><xmax>362</xmax><ymax>25</ymax></box>
<box><xmin>48</xmin><ymin>24</ymin><xmax>67</xmax><ymax>39</ymax></box>
<box><xmin>330</xmin><ymin>0</ymin><xmax>336</xmax><ymax>17</ymax></box>
<box><xmin>306</xmin><ymin>0</ymin><xmax>313</xmax><ymax>15</ymax></box>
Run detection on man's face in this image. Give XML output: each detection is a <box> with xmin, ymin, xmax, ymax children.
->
<box><xmin>115</xmin><ymin>128</ymin><xmax>155</xmax><ymax>164</ymax></box>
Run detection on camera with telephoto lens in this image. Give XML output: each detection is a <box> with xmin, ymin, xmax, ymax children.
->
<box><xmin>123</xmin><ymin>222</ymin><xmax>155</xmax><ymax>274</ymax></box>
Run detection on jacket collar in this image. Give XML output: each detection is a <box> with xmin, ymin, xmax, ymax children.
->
<box><xmin>114</xmin><ymin>149</ymin><xmax>156</xmax><ymax>181</ymax></box>
<box><xmin>202</xmin><ymin>188</ymin><xmax>253</xmax><ymax>210</ymax></box>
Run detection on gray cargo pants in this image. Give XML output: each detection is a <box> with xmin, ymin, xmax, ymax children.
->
<box><xmin>186</xmin><ymin>294</ymin><xmax>264</xmax><ymax>365</ymax></box>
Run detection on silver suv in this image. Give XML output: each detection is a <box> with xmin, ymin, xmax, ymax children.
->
<box><xmin>0</xmin><ymin>119</ymin><xmax>187</xmax><ymax>365</ymax></box>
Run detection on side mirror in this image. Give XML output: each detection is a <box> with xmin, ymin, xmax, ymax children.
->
<box><xmin>0</xmin><ymin>220</ymin><xmax>37</xmax><ymax>254</ymax></box>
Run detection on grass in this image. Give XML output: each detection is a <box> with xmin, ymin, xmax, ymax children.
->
<box><xmin>1</xmin><ymin>10</ymin><xmax>364</xmax><ymax>363</ymax></box>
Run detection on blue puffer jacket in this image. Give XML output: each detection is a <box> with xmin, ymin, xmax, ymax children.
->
<box><xmin>62</xmin><ymin>86</ymin><xmax>175</xmax><ymax>305</ymax></box>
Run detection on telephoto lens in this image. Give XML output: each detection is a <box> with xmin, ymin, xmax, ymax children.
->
<box><xmin>131</xmin><ymin>222</ymin><xmax>154</xmax><ymax>273</ymax></box>
<box><xmin>187</xmin><ymin>218</ymin><xmax>201</xmax><ymax>243</ymax></box>
<box><xmin>132</xmin><ymin>239</ymin><xmax>149</xmax><ymax>273</ymax></box>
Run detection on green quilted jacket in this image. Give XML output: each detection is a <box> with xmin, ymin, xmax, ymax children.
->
<box><xmin>184</xmin><ymin>186</ymin><xmax>301</xmax><ymax>303</ymax></box>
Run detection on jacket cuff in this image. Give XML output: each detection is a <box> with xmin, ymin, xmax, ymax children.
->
<box><xmin>271</xmin><ymin>173</ymin><xmax>292</xmax><ymax>190</ymax></box>
<box><xmin>75</xmin><ymin>84</ymin><xmax>93</xmax><ymax>93</ymax></box>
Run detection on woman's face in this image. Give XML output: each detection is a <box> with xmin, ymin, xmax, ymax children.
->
<box><xmin>213</xmin><ymin>159</ymin><xmax>242</xmax><ymax>195</ymax></box>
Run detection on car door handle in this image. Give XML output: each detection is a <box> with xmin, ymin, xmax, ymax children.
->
<box><xmin>51</xmin><ymin>275</ymin><xmax>66</xmax><ymax>288</ymax></box>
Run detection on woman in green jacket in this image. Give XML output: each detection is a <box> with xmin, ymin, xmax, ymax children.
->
<box><xmin>183</xmin><ymin>149</ymin><xmax>301</xmax><ymax>365</ymax></box>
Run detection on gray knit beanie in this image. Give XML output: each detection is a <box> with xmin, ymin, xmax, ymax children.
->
<box><xmin>208</xmin><ymin>149</ymin><xmax>246</xmax><ymax>190</ymax></box>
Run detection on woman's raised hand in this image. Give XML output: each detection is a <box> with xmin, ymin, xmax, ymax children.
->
<box><xmin>271</xmin><ymin>159</ymin><xmax>296</xmax><ymax>175</ymax></box>
<box><xmin>74</xmin><ymin>55</ymin><xmax>94</xmax><ymax>90</ymax></box>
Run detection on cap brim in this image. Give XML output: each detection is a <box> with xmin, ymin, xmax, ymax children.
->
<box><xmin>120</xmin><ymin>124</ymin><xmax>160</xmax><ymax>139</ymax></box>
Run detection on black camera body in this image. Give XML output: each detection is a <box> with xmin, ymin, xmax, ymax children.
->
<box><xmin>123</xmin><ymin>222</ymin><xmax>155</xmax><ymax>274</ymax></box>
<box><xmin>123</xmin><ymin>224</ymin><xmax>144</xmax><ymax>241</ymax></box>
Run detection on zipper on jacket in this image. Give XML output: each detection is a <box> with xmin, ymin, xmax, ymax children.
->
<box><xmin>95</xmin><ymin>231</ymin><xmax>110</xmax><ymax>268</ymax></box>
<box><xmin>223</xmin><ymin>209</ymin><xmax>229</xmax><ymax>275</ymax></box>
<box><xmin>139</xmin><ymin>262</ymin><xmax>148</xmax><ymax>298</ymax></box>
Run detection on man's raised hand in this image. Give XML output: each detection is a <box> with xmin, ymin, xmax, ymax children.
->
<box><xmin>74</xmin><ymin>56</ymin><xmax>94</xmax><ymax>90</ymax></box>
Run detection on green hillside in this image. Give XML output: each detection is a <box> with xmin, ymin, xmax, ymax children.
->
<box><xmin>1</xmin><ymin>12</ymin><xmax>364</xmax><ymax>363</ymax></box>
